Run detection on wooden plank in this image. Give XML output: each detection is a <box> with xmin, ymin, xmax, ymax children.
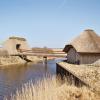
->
<box><xmin>11</xmin><ymin>53</ymin><xmax>66</xmax><ymax>57</ymax></box>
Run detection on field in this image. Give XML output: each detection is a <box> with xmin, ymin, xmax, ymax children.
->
<box><xmin>32</xmin><ymin>47</ymin><xmax>54</xmax><ymax>53</ymax></box>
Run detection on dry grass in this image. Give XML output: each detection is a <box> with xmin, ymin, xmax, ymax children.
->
<box><xmin>0</xmin><ymin>56</ymin><xmax>42</xmax><ymax>66</ymax></box>
<box><xmin>0</xmin><ymin>56</ymin><xmax>25</xmax><ymax>66</ymax></box>
<box><xmin>58</xmin><ymin>62</ymin><xmax>100</xmax><ymax>92</ymax></box>
<box><xmin>4</xmin><ymin>76</ymin><xmax>99</xmax><ymax>100</ymax></box>
<box><xmin>32</xmin><ymin>47</ymin><xmax>54</xmax><ymax>54</ymax></box>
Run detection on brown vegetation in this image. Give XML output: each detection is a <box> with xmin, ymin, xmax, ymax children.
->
<box><xmin>58</xmin><ymin>61</ymin><xmax>100</xmax><ymax>95</ymax></box>
<box><xmin>4</xmin><ymin>76</ymin><xmax>100</xmax><ymax>100</ymax></box>
<box><xmin>32</xmin><ymin>47</ymin><xmax>54</xmax><ymax>54</ymax></box>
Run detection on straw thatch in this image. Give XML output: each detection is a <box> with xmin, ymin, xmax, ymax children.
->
<box><xmin>63</xmin><ymin>29</ymin><xmax>100</xmax><ymax>64</ymax></box>
<box><xmin>0</xmin><ymin>48</ymin><xmax>9</xmax><ymax>56</ymax></box>
<box><xmin>3</xmin><ymin>36</ymin><xmax>30</xmax><ymax>54</ymax></box>
<box><xmin>63</xmin><ymin>29</ymin><xmax>100</xmax><ymax>53</ymax></box>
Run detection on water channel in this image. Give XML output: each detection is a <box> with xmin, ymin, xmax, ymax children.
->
<box><xmin>0</xmin><ymin>58</ymin><xmax>64</xmax><ymax>100</ymax></box>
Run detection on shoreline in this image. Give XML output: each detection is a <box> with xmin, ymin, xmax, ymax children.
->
<box><xmin>0</xmin><ymin>56</ymin><xmax>43</xmax><ymax>69</ymax></box>
<box><xmin>0</xmin><ymin>56</ymin><xmax>57</xmax><ymax>69</ymax></box>
<box><xmin>0</xmin><ymin>60</ymin><xmax>43</xmax><ymax>69</ymax></box>
<box><xmin>0</xmin><ymin>62</ymin><xmax>25</xmax><ymax>69</ymax></box>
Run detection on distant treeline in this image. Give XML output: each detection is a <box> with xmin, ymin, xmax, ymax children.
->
<box><xmin>32</xmin><ymin>47</ymin><xmax>54</xmax><ymax>54</ymax></box>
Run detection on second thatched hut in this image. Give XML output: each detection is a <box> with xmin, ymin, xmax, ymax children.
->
<box><xmin>3</xmin><ymin>36</ymin><xmax>30</xmax><ymax>55</ymax></box>
<box><xmin>63</xmin><ymin>29</ymin><xmax>100</xmax><ymax>64</ymax></box>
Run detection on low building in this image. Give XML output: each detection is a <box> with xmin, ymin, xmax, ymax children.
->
<box><xmin>3</xmin><ymin>36</ymin><xmax>30</xmax><ymax>54</ymax></box>
<box><xmin>63</xmin><ymin>29</ymin><xmax>100</xmax><ymax>64</ymax></box>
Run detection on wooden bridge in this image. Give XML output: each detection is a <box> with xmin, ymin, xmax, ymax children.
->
<box><xmin>11</xmin><ymin>49</ymin><xmax>66</xmax><ymax>62</ymax></box>
<box><xmin>12</xmin><ymin>49</ymin><xmax>66</xmax><ymax>57</ymax></box>
<box><xmin>12</xmin><ymin>53</ymin><xmax>66</xmax><ymax>57</ymax></box>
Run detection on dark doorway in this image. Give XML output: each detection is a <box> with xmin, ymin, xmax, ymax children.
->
<box><xmin>16</xmin><ymin>44</ymin><xmax>21</xmax><ymax>50</ymax></box>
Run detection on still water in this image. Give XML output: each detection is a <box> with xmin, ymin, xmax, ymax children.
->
<box><xmin>0</xmin><ymin>59</ymin><xmax>63</xmax><ymax>100</ymax></box>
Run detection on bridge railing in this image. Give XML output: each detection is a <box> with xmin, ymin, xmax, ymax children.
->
<box><xmin>17</xmin><ymin>49</ymin><xmax>66</xmax><ymax>54</ymax></box>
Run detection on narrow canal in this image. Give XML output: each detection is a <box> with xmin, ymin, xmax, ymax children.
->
<box><xmin>0</xmin><ymin>58</ymin><xmax>64</xmax><ymax>100</ymax></box>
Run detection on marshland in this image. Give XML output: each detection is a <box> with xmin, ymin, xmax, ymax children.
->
<box><xmin>0</xmin><ymin>30</ymin><xmax>100</xmax><ymax>100</ymax></box>
<box><xmin>1</xmin><ymin>0</ymin><xmax>100</xmax><ymax>100</ymax></box>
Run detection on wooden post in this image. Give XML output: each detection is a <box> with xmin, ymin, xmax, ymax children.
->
<box><xmin>43</xmin><ymin>56</ymin><xmax>47</xmax><ymax>65</ymax></box>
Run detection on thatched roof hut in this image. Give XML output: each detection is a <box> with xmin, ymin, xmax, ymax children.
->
<box><xmin>63</xmin><ymin>29</ymin><xmax>100</xmax><ymax>64</ymax></box>
<box><xmin>3</xmin><ymin>36</ymin><xmax>30</xmax><ymax>54</ymax></box>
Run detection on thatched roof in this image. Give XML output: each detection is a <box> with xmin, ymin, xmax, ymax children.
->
<box><xmin>9</xmin><ymin>36</ymin><xmax>26</xmax><ymax>41</ymax></box>
<box><xmin>92</xmin><ymin>59</ymin><xmax>100</xmax><ymax>67</ymax></box>
<box><xmin>0</xmin><ymin>48</ymin><xmax>9</xmax><ymax>56</ymax></box>
<box><xmin>63</xmin><ymin>29</ymin><xmax>100</xmax><ymax>53</ymax></box>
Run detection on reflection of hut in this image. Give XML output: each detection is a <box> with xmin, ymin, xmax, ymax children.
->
<box><xmin>3</xmin><ymin>36</ymin><xmax>30</xmax><ymax>54</ymax></box>
<box><xmin>63</xmin><ymin>29</ymin><xmax>100</xmax><ymax>64</ymax></box>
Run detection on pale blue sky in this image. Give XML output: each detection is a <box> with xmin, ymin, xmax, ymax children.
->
<box><xmin>0</xmin><ymin>0</ymin><xmax>100</xmax><ymax>48</ymax></box>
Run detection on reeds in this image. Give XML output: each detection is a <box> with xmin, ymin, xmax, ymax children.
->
<box><xmin>5</xmin><ymin>76</ymin><xmax>98</xmax><ymax>100</ymax></box>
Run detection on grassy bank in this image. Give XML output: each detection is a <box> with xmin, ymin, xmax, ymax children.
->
<box><xmin>4</xmin><ymin>76</ymin><xmax>100</xmax><ymax>100</ymax></box>
<box><xmin>0</xmin><ymin>56</ymin><xmax>42</xmax><ymax>69</ymax></box>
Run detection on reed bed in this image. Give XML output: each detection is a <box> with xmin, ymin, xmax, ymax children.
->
<box><xmin>0</xmin><ymin>55</ymin><xmax>42</xmax><ymax>66</ymax></box>
<box><xmin>0</xmin><ymin>56</ymin><xmax>25</xmax><ymax>65</ymax></box>
<box><xmin>4</xmin><ymin>76</ymin><xmax>99</xmax><ymax>100</ymax></box>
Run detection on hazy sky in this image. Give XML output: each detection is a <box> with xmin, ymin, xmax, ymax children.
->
<box><xmin>0</xmin><ymin>0</ymin><xmax>100</xmax><ymax>48</ymax></box>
